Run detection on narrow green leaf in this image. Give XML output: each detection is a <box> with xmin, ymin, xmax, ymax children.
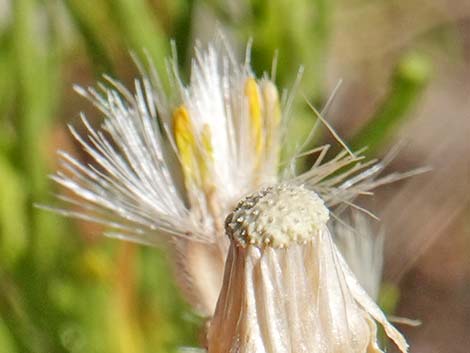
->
<box><xmin>109</xmin><ymin>0</ymin><xmax>170</xmax><ymax>75</ymax></box>
<box><xmin>0</xmin><ymin>156</ymin><xmax>28</xmax><ymax>267</ymax></box>
<box><xmin>63</xmin><ymin>0</ymin><xmax>116</xmax><ymax>75</ymax></box>
<box><xmin>0</xmin><ymin>310</ymin><xmax>19</xmax><ymax>352</ymax></box>
<box><xmin>351</xmin><ymin>52</ymin><xmax>432</xmax><ymax>153</ymax></box>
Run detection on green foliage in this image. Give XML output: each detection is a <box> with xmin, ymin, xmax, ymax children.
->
<box><xmin>351</xmin><ymin>52</ymin><xmax>432</xmax><ymax>154</ymax></box>
<box><xmin>0</xmin><ymin>156</ymin><xmax>28</xmax><ymax>267</ymax></box>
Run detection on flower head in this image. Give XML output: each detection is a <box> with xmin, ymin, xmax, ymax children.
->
<box><xmin>208</xmin><ymin>184</ymin><xmax>407</xmax><ymax>353</ymax></box>
<box><xmin>50</xmin><ymin>38</ymin><xmax>413</xmax><ymax>328</ymax></box>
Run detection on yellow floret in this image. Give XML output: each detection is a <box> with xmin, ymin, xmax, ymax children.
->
<box><xmin>173</xmin><ymin>105</ymin><xmax>199</xmax><ymax>184</ymax></box>
<box><xmin>173</xmin><ymin>105</ymin><xmax>213</xmax><ymax>189</ymax></box>
<box><xmin>261</xmin><ymin>80</ymin><xmax>281</xmax><ymax>151</ymax></box>
<box><xmin>245</xmin><ymin>77</ymin><xmax>264</xmax><ymax>157</ymax></box>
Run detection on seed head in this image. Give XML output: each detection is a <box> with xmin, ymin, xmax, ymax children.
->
<box><xmin>226</xmin><ymin>184</ymin><xmax>329</xmax><ymax>248</ymax></box>
<box><xmin>46</xmin><ymin>37</ymin><xmax>419</xmax><ymax>329</ymax></box>
<box><xmin>208</xmin><ymin>185</ymin><xmax>408</xmax><ymax>353</ymax></box>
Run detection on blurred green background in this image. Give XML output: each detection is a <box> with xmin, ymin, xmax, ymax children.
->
<box><xmin>0</xmin><ymin>0</ymin><xmax>469</xmax><ymax>352</ymax></box>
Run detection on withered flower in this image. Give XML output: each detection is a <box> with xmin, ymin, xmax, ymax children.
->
<box><xmin>208</xmin><ymin>184</ymin><xmax>407</xmax><ymax>353</ymax></box>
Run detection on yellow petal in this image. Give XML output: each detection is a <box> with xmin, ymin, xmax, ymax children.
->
<box><xmin>173</xmin><ymin>106</ymin><xmax>214</xmax><ymax>190</ymax></box>
<box><xmin>173</xmin><ymin>105</ymin><xmax>199</xmax><ymax>185</ymax></box>
<box><xmin>245</xmin><ymin>77</ymin><xmax>264</xmax><ymax>157</ymax></box>
<box><xmin>261</xmin><ymin>80</ymin><xmax>281</xmax><ymax>151</ymax></box>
